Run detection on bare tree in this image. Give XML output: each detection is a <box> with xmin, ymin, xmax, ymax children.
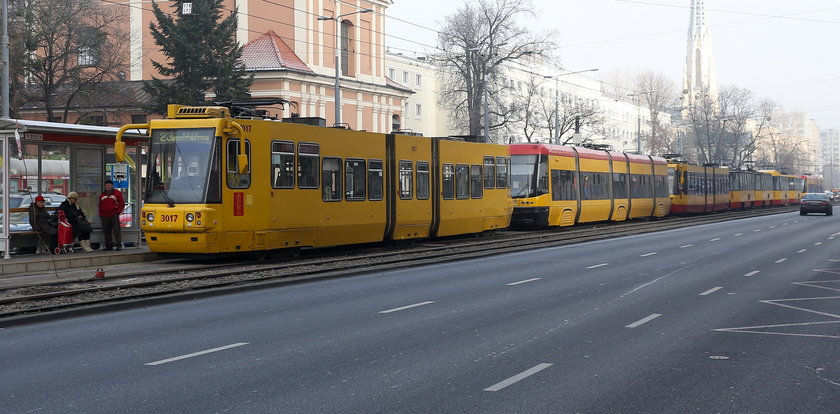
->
<box><xmin>15</xmin><ymin>0</ymin><xmax>128</xmax><ymax>122</ymax></box>
<box><xmin>633</xmin><ymin>70</ymin><xmax>678</xmax><ymax>156</ymax></box>
<box><xmin>435</xmin><ymin>0</ymin><xmax>554</xmax><ymax>140</ymax></box>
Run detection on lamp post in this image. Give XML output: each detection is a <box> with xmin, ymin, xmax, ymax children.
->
<box><xmin>544</xmin><ymin>68</ymin><xmax>598</xmax><ymax>144</ymax></box>
<box><xmin>318</xmin><ymin>8</ymin><xmax>373</xmax><ymax>127</ymax></box>
<box><xmin>628</xmin><ymin>90</ymin><xmax>653</xmax><ymax>154</ymax></box>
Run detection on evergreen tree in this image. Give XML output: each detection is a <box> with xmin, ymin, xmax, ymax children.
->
<box><xmin>143</xmin><ymin>0</ymin><xmax>253</xmax><ymax>113</ymax></box>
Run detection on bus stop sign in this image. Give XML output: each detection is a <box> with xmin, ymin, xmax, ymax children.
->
<box><xmin>112</xmin><ymin>164</ymin><xmax>128</xmax><ymax>189</ymax></box>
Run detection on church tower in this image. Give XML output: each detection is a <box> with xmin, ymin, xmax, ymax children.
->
<box><xmin>682</xmin><ymin>0</ymin><xmax>717</xmax><ymax>108</ymax></box>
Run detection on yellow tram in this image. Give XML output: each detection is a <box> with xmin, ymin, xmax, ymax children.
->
<box><xmin>114</xmin><ymin>103</ymin><xmax>511</xmax><ymax>254</ymax></box>
<box><xmin>759</xmin><ymin>170</ymin><xmax>803</xmax><ymax>205</ymax></box>
<box><xmin>508</xmin><ymin>143</ymin><xmax>669</xmax><ymax>227</ymax></box>
<box><xmin>667</xmin><ymin>161</ymin><xmax>729</xmax><ymax>213</ymax></box>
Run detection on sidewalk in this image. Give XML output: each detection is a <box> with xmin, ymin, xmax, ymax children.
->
<box><xmin>0</xmin><ymin>246</ymin><xmax>165</xmax><ymax>289</ymax></box>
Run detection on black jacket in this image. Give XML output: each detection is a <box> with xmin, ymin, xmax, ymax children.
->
<box><xmin>58</xmin><ymin>200</ymin><xmax>87</xmax><ymax>228</ymax></box>
<box><xmin>28</xmin><ymin>204</ymin><xmax>57</xmax><ymax>236</ymax></box>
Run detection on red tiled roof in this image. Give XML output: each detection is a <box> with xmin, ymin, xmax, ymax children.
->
<box><xmin>241</xmin><ymin>31</ymin><xmax>314</xmax><ymax>74</ymax></box>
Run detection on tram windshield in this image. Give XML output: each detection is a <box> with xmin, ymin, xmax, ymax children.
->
<box><xmin>510</xmin><ymin>154</ymin><xmax>549</xmax><ymax>198</ymax></box>
<box><xmin>145</xmin><ymin>128</ymin><xmax>222</xmax><ymax>205</ymax></box>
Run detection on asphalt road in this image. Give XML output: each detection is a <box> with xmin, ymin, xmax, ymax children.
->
<box><xmin>2</xmin><ymin>209</ymin><xmax>839</xmax><ymax>413</ymax></box>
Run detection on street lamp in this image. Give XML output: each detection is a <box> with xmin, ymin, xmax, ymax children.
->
<box><xmin>318</xmin><ymin>8</ymin><xmax>373</xmax><ymax>127</ymax></box>
<box><xmin>544</xmin><ymin>68</ymin><xmax>598</xmax><ymax>144</ymax></box>
<box><xmin>628</xmin><ymin>90</ymin><xmax>653</xmax><ymax>154</ymax></box>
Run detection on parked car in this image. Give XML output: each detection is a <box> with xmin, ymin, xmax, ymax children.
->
<box><xmin>801</xmin><ymin>193</ymin><xmax>833</xmax><ymax>216</ymax></box>
<box><xmin>1</xmin><ymin>193</ymin><xmax>68</xmax><ymax>231</ymax></box>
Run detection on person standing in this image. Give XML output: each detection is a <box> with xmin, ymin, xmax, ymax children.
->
<box><xmin>58</xmin><ymin>192</ymin><xmax>93</xmax><ymax>252</ymax></box>
<box><xmin>98</xmin><ymin>180</ymin><xmax>125</xmax><ymax>251</ymax></box>
<box><xmin>28</xmin><ymin>195</ymin><xmax>58</xmax><ymax>252</ymax></box>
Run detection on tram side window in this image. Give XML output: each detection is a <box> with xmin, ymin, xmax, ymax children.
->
<box><xmin>322</xmin><ymin>157</ymin><xmax>342</xmax><ymax>201</ymax></box>
<box><xmin>271</xmin><ymin>141</ymin><xmax>295</xmax><ymax>189</ymax></box>
<box><xmin>399</xmin><ymin>160</ymin><xmax>413</xmax><ymax>200</ymax></box>
<box><xmin>483</xmin><ymin>156</ymin><xmax>495</xmax><ymax>189</ymax></box>
<box><xmin>495</xmin><ymin>157</ymin><xmax>508</xmax><ymax>189</ymax></box>
<box><xmin>456</xmin><ymin>164</ymin><xmax>470</xmax><ymax>199</ymax></box>
<box><xmin>298</xmin><ymin>143</ymin><xmax>320</xmax><ymax>189</ymax></box>
<box><xmin>613</xmin><ymin>172</ymin><xmax>628</xmax><ymax>199</ymax></box>
<box><xmin>345</xmin><ymin>159</ymin><xmax>366</xmax><ymax>201</ymax></box>
<box><xmin>581</xmin><ymin>172</ymin><xmax>610</xmax><ymax>200</ymax></box>
<box><xmin>655</xmin><ymin>175</ymin><xmax>668</xmax><ymax>198</ymax></box>
<box><xmin>470</xmin><ymin>165</ymin><xmax>483</xmax><ymax>199</ymax></box>
<box><xmin>416</xmin><ymin>161</ymin><xmax>430</xmax><ymax>200</ymax></box>
<box><xmin>226</xmin><ymin>139</ymin><xmax>251</xmax><ymax>189</ymax></box>
<box><xmin>443</xmin><ymin>164</ymin><xmax>455</xmax><ymax>200</ymax></box>
<box><xmin>551</xmin><ymin>170</ymin><xmax>577</xmax><ymax>201</ymax></box>
<box><xmin>368</xmin><ymin>159</ymin><xmax>383</xmax><ymax>201</ymax></box>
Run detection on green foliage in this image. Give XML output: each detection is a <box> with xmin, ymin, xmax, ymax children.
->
<box><xmin>143</xmin><ymin>0</ymin><xmax>253</xmax><ymax>114</ymax></box>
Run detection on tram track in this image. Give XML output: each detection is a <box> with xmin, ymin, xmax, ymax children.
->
<box><xmin>0</xmin><ymin>206</ymin><xmax>796</xmax><ymax>322</ymax></box>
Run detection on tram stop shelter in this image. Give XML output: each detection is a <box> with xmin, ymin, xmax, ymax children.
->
<box><xmin>0</xmin><ymin>119</ymin><xmax>148</xmax><ymax>259</ymax></box>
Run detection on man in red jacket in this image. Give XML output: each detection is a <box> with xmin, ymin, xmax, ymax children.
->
<box><xmin>99</xmin><ymin>179</ymin><xmax>125</xmax><ymax>251</ymax></box>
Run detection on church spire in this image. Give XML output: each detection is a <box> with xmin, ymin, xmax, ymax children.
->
<box><xmin>682</xmin><ymin>0</ymin><xmax>717</xmax><ymax>108</ymax></box>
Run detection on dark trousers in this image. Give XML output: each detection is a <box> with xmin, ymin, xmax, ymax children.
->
<box><xmin>101</xmin><ymin>215</ymin><xmax>121</xmax><ymax>248</ymax></box>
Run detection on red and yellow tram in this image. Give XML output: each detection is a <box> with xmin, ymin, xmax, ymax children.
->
<box><xmin>509</xmin><ymin>143</ymin><xmax>669</xmax><ymax>227</ymax></box>
<box><xmin>668</xmin><ymin>162</ymin><xmax>729</xmax><ymax>213</ymax></box>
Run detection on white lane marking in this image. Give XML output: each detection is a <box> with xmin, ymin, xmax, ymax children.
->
<box><xmin>744</xmin><ymin>270</ymin><xmax>760</xmax><ymax>277</ymax></box>
<box><xmin>484</xmin><ymin>363</ymin><xmax>553</xmax><ymax>392</ymax></box>
<box><xmin>145</xmin><ymin>342</ymin><xmax>249</xmax><ymax>366</ymax></box>
<box><xmin>794</xmin><ymin>220</ymin><xmax>800</xmax><ymax>223</ymax></box>
<box><xmin>713</xmin><ymin>321</ymin><xmax>840</xmax><ymax>339</ymax></box>
<box><xmin>782</xmin><ymin>223</ymin><xmax>789</xmax><ymax>226</ymax></box>
<box><xmin>507</xmin><ymin>278</ymin><xmax>541</xmax><ymax>286</ymax></box>
<box><xmin>769</xmin><ymin>226</ymin><xmax>776</xmax><ymax>229</ymax></box>
<box><xmin>626</xmin><ymin>313</ymin><xmax>662</xmax><ymax>328</ymax></box>
<box><xmin>586</xmin><ymin>263</ymin><xmax>609</xmax><ymax>269</ymax></box>
<box><xmin>680</xmin><ymin>244</ymin><xmax>694</xmax><ymax>248</ymax></box>
<box><xmin>640</xmin><ymin>252</ymin><xmax>658</xmax><ymax>257</ymax></box>
<box><xmin>379</xmin><ymin>301</ymin><xmax>435</xmax><ymax>314</ymax></box>
<box><xmin>699</xmin><ymin>287</ymin><xmax>723</xmax><ymax>296</ymax></box>
<box><xmin>798</xmin><ymin>249</ymin><xmax>808</xmax><ymax>253</ymax></box>
<box><xmin>815</xmin><ymin>242</ymin><xmax>823</xmax><ymax>246</ymax></box>
<box><xmin>832</xmin><ymin>232</ymin><xmax>840</xmax><ymax>237</ymax></box>
<box><xmin>775</xmin><ymin>258</ymin><xmax>788</xmax><ymax>264</ymax></box>
<box><xmin>734</xmin><ymin>233</ymin><xmax>744</xmax><ymax>237</ymax></box>
<box><xmin>753</xmin><ymin>229</ymin><xmax>762</xmax><ymax>232</ymax></box>
<box><xmin>709</xmin><ymin>238</ymin><xmax>721</xmax><ymax>242</ymax></box>
<box><xmin>830</xmin><ymin>237</ymin><xmax>835</xmax><ymax>240</ymax></box>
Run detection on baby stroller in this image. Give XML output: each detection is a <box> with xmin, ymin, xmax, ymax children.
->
<box><xmin>55</xmin><ymin>210</ymin><xmax>75</xmax><ymax>254</ymax></box>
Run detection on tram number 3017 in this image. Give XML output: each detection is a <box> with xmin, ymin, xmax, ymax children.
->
<box><xmin>160</xmin><ymin>214</ymin><xmax>179</xmax><ymax>223</ymax></box>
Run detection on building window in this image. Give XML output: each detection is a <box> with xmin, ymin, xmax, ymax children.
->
<box><xmin>388</xmin><ymin>68</ymin><xmax>395</xmax><ymax>79</ymax></box>
<box><xmin>340</xmin><ymin>20</ymin><xmax>354</xmax><ymax>76</ymax></box>
<box><xmin>415</xmin><ymin>104</ymin><xmax>422</xmax><ymax>119</ymax></box>
<box><xmin>416</xmin><ymin>74</ymin><xmax>422</xmax><ymax>88</ymax></box>
<box><xmin>392</xmin><ymin>114</ymin><xmax>401</xmax><ymax>132</ymax></box>
<box><xmin>403</xmin><ymin>71</ymin><xmax>409</xmax><ymax>84</ymax></box>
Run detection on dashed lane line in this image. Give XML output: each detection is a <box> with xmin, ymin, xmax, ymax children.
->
<box><xmin>709</xmin><ymin>238</ymin><xmax>721</xmax><ymax>242</ymax></box>
<box><xmin>586</xmin><ymin>263</ymin><xmax>609</xmax><ymax>269</ymax></box>
<box><xmin>754</xmin><ymin>229</ymin><xmax>762</xmax><ymax>232</ymax></box>
<box><xmin>484</xmin><ymin>363</ymin><xmax>553</xmax><ymax>392</ymax></box>
<box><xmin>775</xmin><ymin>258</ymin><xmax>788</xmax><ymax>264</ymax></box>
<box><xmin>507</xmin><ymin>278</ymin><xmax>541</xmax><ymax>286</ymax></box>
<box><xmin>744</xmin><ymin>270</ymin><xmax>760</xmax><ymax>277</ymax></box>
<box><xmin>625</xmin><ymin>314</ymin><xmax>662</xmax><ymax>328</ymax></box>
<box><xmin>640</xmin><ymin>252</ymin><xmax>658</xmax><ymax>257</ymax></box>
<box><xmin>769</xmin><ymin>226</ymin><xmax>776</xmax><ymax>229</ymax></box>
<box><xmin>798</xmin><ymin>249</ymin><xmax>808</xmax><ymax>253</ymax></box>
<box><xmin>815</xmin><ymin>242</ymin><xmax>823</xmax><ymax>246</ymax></box>
<box><xmin>680</xmin><ymin>244</ymin><xmax>694</xmax><ymax>248</ymax></box>
<box><xmin>699</xmin><ymin>287</ymin><xmax>723</xmax><ymax>296</ymax></box>
<box><xmin>379</xmin><ymin>301</ymin><xmax>435</xmax><ymax>314</ymax></box>
<box><xmin>145</xmin><ymin>343</ymin><xmax>249</xmax><ymax>366</ymax></box>
<box><xmin>734</xmin><ymin>233</ymin><xmax>743</xmax><ymax>237</ymax></box>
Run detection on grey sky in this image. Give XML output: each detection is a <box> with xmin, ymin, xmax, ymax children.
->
<box><xmin>385</xmin><ymin>0</ymin><xmax>840</xmax><ymax>129</ymax></box>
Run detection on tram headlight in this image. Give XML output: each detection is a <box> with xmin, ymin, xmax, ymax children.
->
<box><xmin>146</xmin><ymin>212</ymin><xmax>155</xmax><ymax>222</ymax></box>
<box><xmin>186</xmin><ymin>213</ymin><xmax>195</xmax><ymax>222</ymax></box>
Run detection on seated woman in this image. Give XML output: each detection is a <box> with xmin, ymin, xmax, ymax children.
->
<box><xmin>28</xmin><ymin>195</ymin><xmax>58</xmax><ymax>252</ymax></box>
<box><xmin>58</xmin><ymin>191</ymin><xmax>93</xmax><ymax>252</ymax></box>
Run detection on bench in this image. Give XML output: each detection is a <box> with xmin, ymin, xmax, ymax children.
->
<box><xmin>8</xmin><ymin>206</ymin><xmax>57</xmax><ymax>253</ymax></box>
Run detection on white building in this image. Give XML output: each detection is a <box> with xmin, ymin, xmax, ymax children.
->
<box><xmin>385</xmin><ymin>51</ymin><xmax>450</xmax><ymax>137</ymax></box>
